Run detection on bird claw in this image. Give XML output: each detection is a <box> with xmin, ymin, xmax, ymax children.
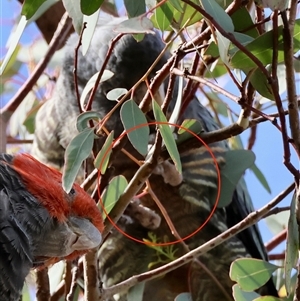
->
<box><xmin>152</xmin><ymin>161</ymin><xmax>183</xmax><ymax>186</ymax></box>
<box><xmin>124</xmin><ymin>199</ymin><xmax>161</xmax><ymax>230</ymax></box>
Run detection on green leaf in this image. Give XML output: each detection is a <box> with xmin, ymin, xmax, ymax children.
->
<box><xmin>62</xmin><ymin>0</ymin><xmax>83</xmax><ymax>33</ymax></box>
<box><xmin>175</xmin><ymin>292</ymin><xmax>192</xmax><ymax>301</ymax></box>
<box><xmin>218</xmin><ymin>150</ymin><xmax>255</xmax><ymax>207</ymax></box>
<box><xmin>216</xmin><ymin>30</ymin><xmax>231</xmax><ymax>65</ymax></box>
<box><xmin>233</xmin><ymin>32</ymin><xmax>255</xmax><ymax>46</ymax></box>
<box><xmin>152</xmin><ymin>100</ymin><xmax>182</xmax><ymax>174</ymax></box>
<box><xmin>230</xmin><ymin>258</ymin><xmax>279</xmax><ymax>291</ymax></box>
<box><xmin>265</xmin><ymin>211</ymin><xmax>289</xmax><ymax>235</ymax></box>
<box><xmin>250</xmin><ymin>164</ymin><xmax>271</xmax><ymax>194</ymax></box>
<box><xmin>124</xmin><ymin>0</ymin><xmax>146</xmax><ymax>18</ymax></box>
<box><xmin>76</xmin><ymin>111</ymin><xmax>102</xmax><ymax>132</ymax></box>
<box><xmin>107</xmin><ymin>88</ymin><xmax>128</xmax><ymax>101</ymax></box>
<box><xmin>94</xmin><ymin>131</ymin><xmax>114</xmax><ymax>174</ymax></box>
<box><xmin>99</xmin><ymin>175</ymin><xmax>128</xmax><ymax>219</ymax></box>
<box><xmin>21</xmin><ymin>0</ymin><xmax>47</xmax><ymax>19</ymax></box>
<box><xmin>168</xmin><ymin>0</ymin><xmax>184</xmax><ymax>12</ymax></box>
<box><xmin>200</xmin><ymin>0</ymin><xmax>234</xmax><ymax>33</ymax></box>
<box><xmin>128</xmin><ymin>282</ymin><xmax>145</xmax><ymax>301</ymax></box>
<box><xmin>232</xmin><ymin>284</ymin><xmax>261</xmax><ymax>301</ymax></box>
<box><xmin>230</xmin><ymin>20</ymin><xmax>300</xmax><ymax>70</ymax></box>
<box><xmin>120</xmin><ymin>100</ymin><xmax>149</xmax><ymax>156</ymax></box>
<box><xmin>80</xmin><ymin>0</ymin><xmax>104</xmax><ymax>15</ymax></box>
<box><xmin>249</xmin><ymin>68</ymin><xmax>274</xmax><ymax>100</ymax></box>
<box><xmin>176</xmin><ymin>119</ymin><xmax>203</xmax><ymax>144</ymax></box>
<box><xmin>80</xmin><ymin>70</ymin><xmax>114</xmax><ymax>109</ymax></box>
<box><xmin>82</xmin><ymin>8</ymin><xmax>100</xmax><ymax>55</ymax></box>
<box><xmin>155</xmin><ymin>3</ymin><xmax>173</xmax><ymax>31</ymax></box>
<box><xmin>0</xmin><ymin>44</ymin><xmax>21</xmax><ymax>79</ymax></box>
<box><xmin>285</xmin><ymin>192</ymin><xmax>299</xmax><ymax>295</ymax></box>
<box><xmin>231</xmin><ymin>7</ymin><xmax>259</xmax><ymax>39</ymax></box>
<box><xmin>151</xmin><ymin>0</ymin><xmax>202</xmax><ymax>30</ymax></box>
<box><xmin>114</xmin><ymin>17</ymin><xmax>155</xmax><ymax>34</ymax></box>
<box><xmin>63</xmin><ymin>128</ymin><xmax>95</xmax><ymax>193</ymax></box>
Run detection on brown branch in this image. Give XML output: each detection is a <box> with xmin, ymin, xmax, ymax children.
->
<box><xmin>268</xmin><ymin>253</ymin><xmax>285</xmax><ymax>260</ymax></box>
<box><xmin>1</xmin><ymin>12</ymin><xmax>72</xmax><ymax>115</ymax></box>
<box><xmin>36</xmin><ymin>269</ymin><xmax>50</xmax><ymax>301</ymax></box>
<box><xmin>99</xmin><ymin>183</ymin><xmax>295</xmax><ymax>300</ymax></box>
<box><xmin>265</xmin><ymin>229</ymin><xmax>287</xmax><ymax>252</ymax></box>
<box><xmin>282</xmin><ymin>7</ymin><xmax>300</xmax><ymax>154</ymax></box>
<box><xmin>83</xmin><ymin>249</ymin><xmax>100</xmax><ymax>301</ymax></box>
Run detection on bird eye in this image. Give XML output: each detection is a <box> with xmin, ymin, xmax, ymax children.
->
<box><xmin>69</xmin><ymin>187</ymin><xmax>76</xmax><ymax>196</ymax></box>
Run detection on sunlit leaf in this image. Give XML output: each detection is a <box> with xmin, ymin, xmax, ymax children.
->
<box><xmin>114</xmin><ymin>16</ymin><xmax>155</xmax><ymax>34</ymax></box>
<box><xmin>94</xmin><ymin>131</ymin><xmax>114</xmax><ymax>174</ymax></box>
<box><xmin>107</xmin><ymin>88</ymin><xmax>128</xmax><ymax>101</ymax></box>
<box><xmin>152</xmin><ymin>100</ymin><xmax>182</xmax><ymax>174</ymax></box>
<box><xmin>99</xmin><ymin>175</ymin><xmax>128</xmax><ymax>219</ymax></box>
<box><xmin>176</xmin><ymin>119</ymin><xmax>203</xmax><ymax>144</ymax></box>
<box><xmin>0</xmin><ymin>17</ymin><xmax>27</xmax><ymax>76</ymax></box>
<box><xmin>62</xmin><ymin>0</ymin><xmax>83</xmax><ymax>33</ymax></box>
<box><xmin>168</xmin><ymin>0</ymin><xmax>184</xmax><ymax>12</ymax></box>
<box><xmin>82</xmin><ymin>8</ymin><xmax>100</xmax><ymax>55</ymax></box>
<box><xmin>21</xmin><ymin>0</ymin><xmax>47</xmax><ymax>19</ymax></box>
<box><xmin>154</xmin><ymin>3</ymin><xmax>173</xmax><ymax>31</ymax></box>
<box><xmin>80</xmin><ymin>70</ymin><xmax>114</xmax><ymax>110</ymax></box>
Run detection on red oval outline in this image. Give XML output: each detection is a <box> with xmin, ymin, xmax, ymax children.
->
<box><xmin>97</xmin><ymin>121</ymin><xmax>221</xmax><ymax>246</ymax></box>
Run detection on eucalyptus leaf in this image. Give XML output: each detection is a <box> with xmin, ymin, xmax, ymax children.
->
<box><xmin>175</xmin><ymin>292</ymin><xmax>192</xmax><ymax>301</ymax></box>
<box><xmin>154</xmin><ymin>3</ymin><xmax>173</xmax><ymax>31</ymax></box>
<box><xmin>120</xmin><ymin>99</ymin><xmax>149</xmax><ymax>156</ymax></box>
<box><xmin>81</xmin><ymin>0</ymin><xmax>104</xmax><ymax>15</ymax></box>
<box><xmin>250</xmin><ymin>164</ymin><xmax>271</xmax><ymax>194</ymax></box>
<box><xmin>152</xmin><ymin>100</ymin><xmax>182</xmax><ymax>174</ymax></box>
<box><xmin>94</xmin><ymin>131</ymin><xmax>114</xmax><ymax>174</ymax></box>
<box><xmin>107</xmin><ymin>88</ymin><xmax>128</xmax><ymax>101</ymax></box>
<box><xmin>82</xmin><ymin>8</ymin><xmax>100</xmax><ymax>55</ymax></box>
<box><xmin>76</xmin><ymin>111</ymin><xmax>102</xmax><ymax>132</ymax></box>
<box><xmin>218</xmin><ymin>150</ymin><xmax>255</xmax><ymax>207</ymax></box>
<box><xmin>230</xmin><ymin>20</ymin><xmax>300</xmax><ymax>70</ymax></box>
<box><xmin>63</xmin><ymin>128</ymin><xmax>95</xmax><ymax>193</ymax></box>
<box><xmin>99</xmin><ymin>175</ymin><xmax>128</xmax><ymax>219</ymax></box>
<box><xmin>232</xmin><ymin>284</ymin><xmax>261</xmax><ymax>301</ymax></box>
<box><xmin>230</xmin><ymin>258</ymin><xmax>279</xmax><ymax>291</ymax></box>
<box><xmin>200</xmin><ymin>0</ymin><xmax>234</xmax><ymax>33</ymax></box>
<box><xmin>80</xmin><ymin>70</ymin><xmax>114</xmax><ymax>110</ymax></box>
<box><xmin>124</xmin><ymin>0</ymin><xmax>146</xmax><ymax>18</ymax></box>
<box><xmin>62</xmin><ymin>0</ymin><xmax>83</xmax><ymax>33</ymax></box>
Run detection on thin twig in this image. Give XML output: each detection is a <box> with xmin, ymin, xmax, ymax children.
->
<box><xmin>99</xmin><ymin>183</ymin><xmax>295</xmax><ymax>300</ymax></box>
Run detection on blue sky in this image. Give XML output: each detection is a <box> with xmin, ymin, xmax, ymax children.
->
<box><xmin>1</xmin><ymin>0</ymin><xmax>298</xmax><ymax>249</ymax></box>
